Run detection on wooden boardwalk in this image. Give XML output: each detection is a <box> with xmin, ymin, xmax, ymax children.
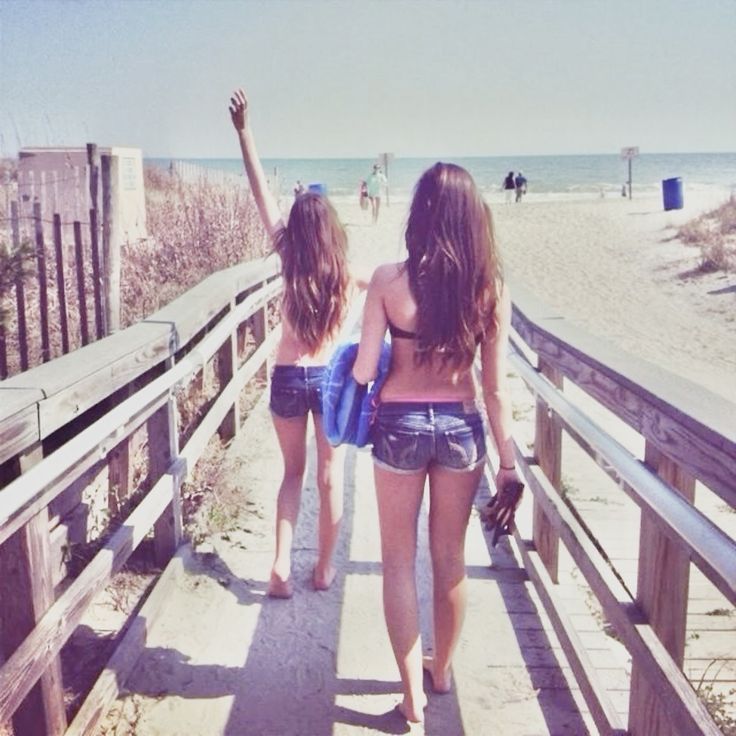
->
<box><xmin>96</xmin><ymin>392</ymin><xmax>628</xmax><ymax>736</ymax></box>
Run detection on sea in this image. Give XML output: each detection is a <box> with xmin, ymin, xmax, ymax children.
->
<box><xmin>146</xmin><ymin>152</ymin><xmax>736</xmax><ymax>203</ymax></box>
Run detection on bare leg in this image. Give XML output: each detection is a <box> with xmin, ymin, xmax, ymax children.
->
<box><xmin>269</xmin><ymin>414</ymin><xmax>308</xmax><ymax>597</ymax></box>
<box><xmin>374</xmin><ymin>465</ymin><xmax>428</xmax><ymax>723</ymax></box>
<box><xmin>312</xmin><ymin>414</ymin><xmax>344</xmax><ymax>589</ymax></box>
<box><xmin>427</xmin><ymin>464</ymin><xmax>482</xmax><ymax>691</ymax></box>
<box><xmin>374</xmin><ymin>196</ymin><xmax>381</xmax><ymax>222</ymax></box>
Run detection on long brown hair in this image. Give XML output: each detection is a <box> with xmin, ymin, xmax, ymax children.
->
<box><xmin>273</xmin><ymin>192</ymin><xmax>349</xmax><ymax>352</ymax></box>
<box><xmin>405</xmin><ymin>162</ymin><xmax>502</xmax><ymax>369</ymax></box>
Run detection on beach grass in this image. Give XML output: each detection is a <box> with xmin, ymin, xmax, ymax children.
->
<box><xmin>677</xmin><ymin>195</ymin><xmax>736</xmax><ymax>272</ymax></box>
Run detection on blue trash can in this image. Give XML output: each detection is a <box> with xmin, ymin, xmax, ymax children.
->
<box><xmin>308</xmin><ymin>182</ymin><xmax>327</xmax><ymax>196</ymax></box>
<box><xmin>662</xmin><ymin>177</ymin><xmax>684</xmax><ymax>211</ymax></box>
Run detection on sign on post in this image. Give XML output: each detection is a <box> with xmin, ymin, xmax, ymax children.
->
<box><xmin>620</xmin><ymin>146</ymin><xmax>639</xmax><ymax>199</ymax></box>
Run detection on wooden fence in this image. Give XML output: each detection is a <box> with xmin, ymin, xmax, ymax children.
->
<box><xmin>0</xmin><ymin>255</ymin><xmax>281</xmax><ymax>735</ymax></box>
<box><xmin>1</xmin><ymin>145</ymin><xmax>117</xmax><ymax>380</ymax></box>
<box><xmin>0</xmin><ymin>262</ymin><xmax>734</xmax><ymax>735</ymax></box>
<box><xmin>504</xmin><ymin>281</ymin><xmax>735</xmax><ymax>736</ymax></box>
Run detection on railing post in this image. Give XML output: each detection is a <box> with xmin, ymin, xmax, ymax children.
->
<box><xmin>249</xmin><ymin>282</ymin><xmax>269</xmax><ymax>384</ymax></box>
<box><xmin>533</xmin><ymin>359</ymin><xmax>562</xmax><ymax>582</ymax></box>
<box><xmin>0</xmin><ymin>446</ymin><xmax>66</xmax><ymax>735</ymax></box>
<box><xmin>628</xmin><ymin>442</ymin><xmax>695</xmax><ymax>736</ymax></box>
<box><xmin>150</xmin><ymin>379</ymin><xmax>182</xmax><ymax>565</ymax></box>
<box><xmin>217</xmin><ymin>300</ymin><xmax>239</xmax><ymax>442</ymax></box>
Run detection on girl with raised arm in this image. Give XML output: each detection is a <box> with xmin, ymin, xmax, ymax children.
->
<box><xmin>352</xmin><ymin>162</ymin><xmax>521</xmax><ymax>724</ymax></box>
<box><xmin>229</xmin><ymin>88</ymin><xmax>350</xmax><ymax>598</ymax></box>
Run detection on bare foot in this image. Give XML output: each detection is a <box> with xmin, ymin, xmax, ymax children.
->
<box><xmin>396</xmin><ymin>695</ymin><xmax>427</xmax><ymax>725</ymax></box>
<box><xmin>312</xmin><ymin>564</ymin><xmax>336</xmax><ymax>591</ymax></box>
<box><xmin>422</xmin><ymin>655</ymin><xmax>452</xmax><ymax>694</ymax></box>
<box><xmin>267</xmin><ymin>572</ymin><xmax>293</xmax><ymax>599</ymax></box>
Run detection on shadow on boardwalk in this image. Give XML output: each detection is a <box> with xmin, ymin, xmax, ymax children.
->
<box><xmin>101</xmin><ymin>394</ymin><xmax>593</xmax><ymax>735</ymax></box>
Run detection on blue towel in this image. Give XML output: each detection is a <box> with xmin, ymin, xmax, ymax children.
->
<box><xmin>322</xmin><ymin>340</ymin><xmax>391</xmax><ymax>447</ymax></box>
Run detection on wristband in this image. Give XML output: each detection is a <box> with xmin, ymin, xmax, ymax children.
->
<box><xmin>499</xmin><ymin>464</ymin><xmax>516</xmax><ymax>471</ymax></box>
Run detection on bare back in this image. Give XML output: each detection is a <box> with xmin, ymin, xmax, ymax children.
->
<box><xmin>376</xmin><ymin>263</ymin><xmax>477</xmax><ymax>402</ymax></box>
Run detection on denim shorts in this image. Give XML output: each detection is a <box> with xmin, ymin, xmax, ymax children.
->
<box><xmin>371</xmin><ymin>401</ymin><xmax>487</xmax><ymax>474</ymax></box>
<box><xmin>269</xmin><ymin>365</ymin><xmax>325</xmax><ymax>418</ymax></box>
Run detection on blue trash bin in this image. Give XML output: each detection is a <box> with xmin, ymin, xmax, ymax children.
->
<box><xmin>308</xmin><ymin>182</ymin><xmax>327</xmax><ymax>196</ymax></box>
<box><xmin>662</xmin><ymin>177</ymin><xmax>684</xmax><ymax>211</ymax></box>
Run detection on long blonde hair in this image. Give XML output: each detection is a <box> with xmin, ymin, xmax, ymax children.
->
<box><xmin>405</xmin><ymin>162</ymin><xmax>502</xmax><ymax>369</ymax></box>
<box><xmin>273</xmin><ymin>192</ymin><xmax>349</xmax><ymax>352</ymax></box>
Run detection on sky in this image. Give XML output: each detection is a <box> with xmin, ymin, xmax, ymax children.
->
<box><xmin>1</xmin><ymin>0</ymin><xmax>735</xmax><ymax>159</ymax></box>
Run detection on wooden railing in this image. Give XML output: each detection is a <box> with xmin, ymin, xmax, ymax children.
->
<box><xmin>1</xmin><ymin>262</ymin><xmax>734</xmax><ymax>735</ymax></box>
<box><xmin>505</xmin><ymin>281</ymin><xmax>736</xmax><ymax>736</ymax></box>
<box><xmin>0</xmin><ymin>255</ymin><xmax>281</xmax><ymax>735</ymax></box>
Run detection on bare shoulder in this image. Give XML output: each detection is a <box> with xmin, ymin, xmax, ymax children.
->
<box><xmin>370</xmin><ymin>261</ymin><xmax>406</xmax><ymax>289</ymax></box>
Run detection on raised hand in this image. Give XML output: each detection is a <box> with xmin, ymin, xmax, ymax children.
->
<box><xmin>229</xmin><ymin>88</ymin><xmax>249</xmax><ymax>132</ymax></box>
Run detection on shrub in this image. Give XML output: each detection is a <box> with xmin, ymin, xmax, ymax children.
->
<box><xmin>678</xmin><ymin>196</ymin><xmax>736</xmax><ymax>272</ymax></box>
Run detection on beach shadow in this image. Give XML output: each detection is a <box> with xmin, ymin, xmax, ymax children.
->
<box><xmin>475</xmin><ymin>477</ymin><xmax>593</xmax><ymax>736</ymax></box>
<box><xmin>708</xmin><ymin>283</ymin><xmax>736</xmax><ymax>295</ymax></box>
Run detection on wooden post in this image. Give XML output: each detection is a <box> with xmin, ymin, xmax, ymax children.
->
<box><xmin>533</xmin><ymin>359</ymin><xmax>562</xmax><ymax>582</ymax></box>
<box><xmin>0</xmin><ymin>316</ymin><xmax>6</xmax><ymax>380</ymax></box>
<box><xmin>100</xmin><ymin>154</ymin><xmax>121</xmax><ymax>333</ymax></box>
<box><xmin>628</xmin><ymin>442</ymin><xmax>696</xmax><ymax>736</ymax></box>
<box><xmin>52</xmin><ymin>214</ymin><xmax>70</xmax><ymax>354</ymax></box>
<box><xmin>89</xmin><ymin>207</ymin><xmax>105</xmax><ymax>340</ymax></box>
<box><xmin>87</xmin><ymin>143</ymin><xmax>105</xmax><ymax>339</ymax></box>
<box><xmin>73</xmin><ymin>221</ymin><xmax>90</xmax><ymax>346</ymax></box>
<box><xmin>11</xmin><ymin>201</ymin><xmax>29</xmax><ymax>372</ymax></box>
<box><xmin>33</xmin><ymin>201</ymin><xmax>51</xmax><ymax>363</ymax></box>
<box><xmin>217</xmin><ymin>301</ymin><xmax>240</xmax><ymax>442</ymax></box>
<box><xmin>108</xmin><ymin>435</ymin><xmax>134</xmax><ymax>518</ymax></box>
<box><xmin>149</xmin><ymin>383</ymin><xmax>182</xmax><ymax>565</ymax></box>
<box><xmin>0</xmin><ymin>446</ymin><xmax>67</xmax><ymax>736</ymax></box>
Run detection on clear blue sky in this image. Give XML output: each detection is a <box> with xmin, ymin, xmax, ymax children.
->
<box><xmin>1</xmin><ymin>0</ymin><xmax>735</xmax><ymax>159</ymax></box>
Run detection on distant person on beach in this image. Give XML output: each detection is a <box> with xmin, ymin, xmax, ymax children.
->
<box><xmin>230</xmin><ymin>87</ymin><xmax>353</xmax><ymax>598</ymax></box>
<box><xmin>293</xmin><ymin>179</ymin><xmax>305</xmax><ymax>199</ymax></box>
<box><xmin>367</xmin><ymin>164</ymin><xmax>388</xmax><ymax>223</ymax></box>
<box><xmin>353</xmin><ymin>162</ymin><xmax>521</xmax><ymax>725</ymax></box>
<box><xmin>359</xmin><ymin>179</ymin><xmax>369</xmax><ymax>210</ymax></box>
<box><xmin>514</xmin><ymin>171</ymin><xmax>527</xmax><ymax>202</ymax></box>
<box><xmin>503</xmin><ymin>171</ymin><xmax>515</xmax><ymax>203</ymax></box>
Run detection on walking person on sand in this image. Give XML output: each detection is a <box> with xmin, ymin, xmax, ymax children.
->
<box><xmin>503</xmin><ymin>170</ymin><xmax>515</xmax><ymax>203</ymax></box>
<box><xmin>230</xmin><ymin>87</ymin><xmax>356</xmax><ymax>598</ymax></box>
<box><xmin>352</xmin><ymin>162</ymin><xmax>522</xmax><ymax>725</ymax></box>
<box><xmin>367</xmin><ymin>163</ymin><xmax>388</xmax><ymax>223</ymax></box>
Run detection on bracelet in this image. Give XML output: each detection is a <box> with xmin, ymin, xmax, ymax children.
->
<box><xmin>499</xmin><ymin>464</ymin><xmax>516</xmax><ymax>471</ymax></box>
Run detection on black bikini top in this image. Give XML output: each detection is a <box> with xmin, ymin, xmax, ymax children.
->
<box><xmin>388</xmin><ymin>318</ymin><xmax>486</xmax><ymax>344</ymax></box>
<box><xmin>387</xmin><ymin>319</ymin><xmax>417</xmax><ymax>340</ymax></box>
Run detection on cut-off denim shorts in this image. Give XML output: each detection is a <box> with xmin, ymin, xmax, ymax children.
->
<box><xmin>371</xmin><ymin>401</ymin><xmax>487</xmax><ymax>474</ymax></box>
<box><xmin>269</xmin><ymin>365</ymin><xmax>325</xmax><ymax>418</ymax></box>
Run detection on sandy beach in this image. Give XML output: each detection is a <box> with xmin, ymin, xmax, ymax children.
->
<box><xmin>336</xmin><ymin>189</ymin><xmax>736</xmax><ymax>404</ymax></box>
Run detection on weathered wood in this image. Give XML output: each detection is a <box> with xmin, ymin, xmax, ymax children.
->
<box><xmin>216</xmin><ymin>306</ymin><xmax>239</xmax><ymax>442</ymax></box>
<box><xmin>86</xmin><ymin>144</ymin><xmax>104</xmax><ymax>340</ymax></box>
<box><xmin>248</xmin><ymin>280</ymin><xmax>269</xmax><ymax>382</ymax></box>
<box><xmin>89</xmin><ymin>207</ymin><xmax>105</xmax><ymax>339</ymax></box>
<box><xmin>629</xmin><ymin>442</ymin><xmax>696</xmax><ymax>736</ymax></box>
<box><xmin>11</xmin><ymin>200</ymin><xmax>29</xmax><ymax>371</ymax></box>
<box><xmin>52</xmin><ymin>213</ymin><xmax>70</xmax><ymax>354</ymax></box>
<box><xmin>533</xmin><ymin>359</ymin><xmax>562</xmax><ymax>582</ymax></box>
<box><xmin>0</xmin><ymin>393</ymin><xmax>41</xmax><ymax>468</ymax></box>
<box><xmin>0</xmin><ymin>508</ymin><xmax>67</xmax><ymax>735</ymax></box>
<box><xmin>509</xmin><ymin>348</ymin><xmax>736</xmax><ymax>605</ymax></box>
<box><xmin>0</xmin><ymin>385</ymin><xmax>171</xmax><ymax>549</ymax></box>
<box><xmin>73</xmin><ymin>220</ymin><xmax>90</xmax><ymax>346</ymax></box>
<box><xmin>511</xmin><ymin>526</ymin><xmax>626</xmax><ymax>736</ymax></box>
<box><xmin>149</xmin><ymin>391</ymin><xmax>181</xmax><ymax>566</ymax></box>
<box><xmin>100</xmin><ymin>154</ymin><xmax>120</xmax><ymax>333</ymax></box>
<box><xmin>517</xmin><ymin>457</ymin><xmax>722</xmax><ymax>736</ymax></box>
<box><xmin>108</xmin><ymin>434</ymin><xmax>134</xmax><ymax>517</ymax></box>
<box><xmin>65</xmin><ymin>545</ymin><xmax>194</xmax><ymax>736</ymax></box>
<box><xmin>33</xmin><ymin>201</ymin><xmax>51</xmax><ymax>362</ymax></box>
<box><xmin>511</xmin><ymin>284</ymin><xmax>736</xmax><ymax>508</ymax></box>
<box><xmin>48</xmin><ymin>503</ymin><xmax>89</xmax><ymax>587</ymax></box>
<box><xmin>0</xmin><ymin>470</ymin><xmax>176</xmax><ymax>725</ymax></box>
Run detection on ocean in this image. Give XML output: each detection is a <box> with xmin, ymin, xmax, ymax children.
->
<box><xmin>147</xmin><ymin>152</ymin><xmax>736</xmax><ymax>202</ymax></box>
